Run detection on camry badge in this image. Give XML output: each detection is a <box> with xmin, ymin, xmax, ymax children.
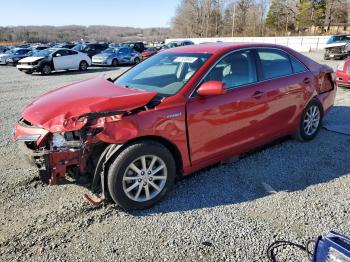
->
<box><xmin>166</xmin><ymin>112</ymin><xmax>182</xmax><ymax>118</ymax></box>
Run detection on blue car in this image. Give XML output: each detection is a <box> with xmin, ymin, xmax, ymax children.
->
<box><xmin>92</xmin><ymin>47</ymin><xmax>141</xmax><ymax>66</ymax></box>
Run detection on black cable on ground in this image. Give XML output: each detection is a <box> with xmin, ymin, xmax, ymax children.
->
<box><xmin>266</xmin><ymin>240</ymin><xmax>314</xmax><ymax>262</ymax></box>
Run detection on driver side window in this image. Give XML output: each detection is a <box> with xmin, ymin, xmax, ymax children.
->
<box><xmin>203</xmin><ymin>50</ymin><xmax>257</xmax><ymax>89</ymax></box>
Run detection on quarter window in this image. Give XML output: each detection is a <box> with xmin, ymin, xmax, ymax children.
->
<box><xmin>257</xmin><ymin>49</ymin><xmax>293</xmax><ymax>80</ymax></box>
<box><xmin>203</xmin><ymin>50</ymin><xmax>257</xmax><ymax>88</ymax></box>
<box><xmin>290</xmin><ymin>56</ymin><xmax>307</xmax><ymax>73</ymax></box>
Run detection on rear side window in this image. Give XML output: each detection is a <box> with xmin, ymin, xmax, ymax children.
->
<box><xmin>257</xmin><ymin>49</ymin><xmax>293</xmax><ymax>80</ymax></box>
<box><xmin>290</xmin><ymin>56</ymin><xmax>307</xmax><ymax>73</ymax></box>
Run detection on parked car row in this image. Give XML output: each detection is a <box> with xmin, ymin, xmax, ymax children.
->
<box><xmin>0</xmin><ymin>39</ymin><xmax>195</xmax><ymax>75</ymax></box>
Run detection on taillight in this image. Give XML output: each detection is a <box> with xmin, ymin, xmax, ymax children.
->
<box><xmin>337</xmin><ymin>62</ymin><xmax>345</xmax><ymax>72</ymax></box>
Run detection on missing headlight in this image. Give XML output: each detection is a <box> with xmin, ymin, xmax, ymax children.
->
<box><xmin>51</xmin><ymin>132</ymin><xmax>82</xmax><ymax>150</ymax></box>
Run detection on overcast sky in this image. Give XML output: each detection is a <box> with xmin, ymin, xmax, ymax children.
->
<box><xmin>0</xmin><ymin>0</ymin><xmax>180</xmax><ymax>28</ymax></box>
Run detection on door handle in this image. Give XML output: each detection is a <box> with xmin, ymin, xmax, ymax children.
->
<box><xmin>252</xmin><ymin>91</ymin><xmax>264</xmax><ymax>99</ymax></box>
<box><xmin>303</xmin><ymin>78</ymin><xmax>311</xmax><ymax>84</ymax></box>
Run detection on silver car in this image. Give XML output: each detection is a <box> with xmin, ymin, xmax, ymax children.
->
<box><xmin>92</xmin><ymin>47</ymin><xmax>141</xmax><ymax>66</ymax></box>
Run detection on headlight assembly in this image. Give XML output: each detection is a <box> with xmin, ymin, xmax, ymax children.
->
<box><xmin>51</xmin><ymin>132</ymin><xmax>82</xmax><ymax>150</ymax></box>
<box><xmin>52</xmin><ymin>133</ymin><xmax>66</xmax><ymax>148</ymax></box>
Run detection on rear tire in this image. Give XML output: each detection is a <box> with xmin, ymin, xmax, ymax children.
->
<box><xmin>79</xmin><ymin>60</ymin><xmax>88</xmax><ymax>71</ymax></box>
<box><xmin>107</xmin><ymin>141</ymin><xmax>176</xmax><ymax>210</ymax></box>
<box><xmin>111</xmin><ymin>59</ymin><xmax>118</xmax><ymax>67</ymax></box>
<box><xmin>294</xmin><ymin>99</ymin><xmax>323</xmax><ymax>141</ymax></box>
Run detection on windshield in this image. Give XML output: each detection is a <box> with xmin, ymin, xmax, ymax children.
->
<box><xmin>14</xmin><ymin>49</ymin><xmax>29</xmax><ymax>55</ymax></box>
<box><xmin>327</xmin><ymin>35</ymin><xmax>350</xmax><ymax>44</ymax></box>
<box><xmin>35</xmin><ymin>48</ymin><xmax>55</xmax><ymax>56</ymax></box>
<box><xmin>115</xmin><ymin>52</ymin><xmax>211</xmax><ymax>96</ymax></box>
<box><xmin>146</xmin><ymin>47</ymin><xmax>157</xmax><ymax>52</ymax></box>
<box><xmin>164</xmin><ymin>42</ymin><xmax>179</xmax><ymax>49</ymax></box>
<box><xmin>72</xmin><ymin>44</ymin><xmax>86</xmax><ymax>51</ymax></box>
<box><xmin>5</xmin><ymin>49</ymin><xmax>15</xmax><ymax>54</ymax></box>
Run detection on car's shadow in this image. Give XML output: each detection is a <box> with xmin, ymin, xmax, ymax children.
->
<box><xmin>129</xmin><ymin>105</ymin><xmax>350</xmax><ymax>216</ymax></box>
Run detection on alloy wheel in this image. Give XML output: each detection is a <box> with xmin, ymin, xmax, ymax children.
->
<box><xmin>43</xmin><ymin>65</ymin><xmax>51</xmax><ymax>75</ymax></box>
<box><xmin>122</xmin><ymin>155</ymin><xmax>167</xmax><ymax>202</ymax></box>
<box><xmin>303</xmin><ymin>105</ymin><xmax>320</xmax><ymax>136</ymax></box>
<box><xmin>80</xmin><ymin>61</ymin><xmax>88</xmax><ymax>70</ymax></box>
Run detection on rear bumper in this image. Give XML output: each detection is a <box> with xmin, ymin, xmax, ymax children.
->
<box><xmin>336</xmin><ymin>71</ymin><xmax>350</xmax><ymax>87</ymax></box>
<box><xmin>92</xmin><ymin>61</ymin><xmax>111</xmax><ymax>66</ymax></box>
<box><xmin>317</xmin><ymin>84</ymin><xmax>337</xmax><ymax>115</ymax></box>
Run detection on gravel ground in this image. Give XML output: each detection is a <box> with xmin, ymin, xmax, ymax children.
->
<box><xmin>0</xmin><ymin>53</ymin><xmax>349</xmax><ymax>262</ymax></box>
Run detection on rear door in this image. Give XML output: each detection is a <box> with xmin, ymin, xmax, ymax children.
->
<box><xmin>118</xmin><ymin>48</ymin><xmax>131</xmax><ymax>63</ymax></box>
<box><xmin>255</xmin><ymin>48</ymin><xmax>313</xmax><ymax>137</ymax></box>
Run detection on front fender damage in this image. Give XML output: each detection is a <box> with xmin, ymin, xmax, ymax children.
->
<box><xmin>84</xmin><ymin>144</ymin><xmax>123</xmax><ymax>206</ymax></box>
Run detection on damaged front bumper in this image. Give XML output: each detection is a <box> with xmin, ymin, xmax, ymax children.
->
<box><xmin>13</xmin><ymin>118</ymin><xmax>91</xmax><ymax>186</ymax></box>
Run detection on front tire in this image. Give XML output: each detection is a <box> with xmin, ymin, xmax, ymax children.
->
<box><xmin>41</xmin><ymin>64</ymin><xmax>52</xmax><ymax>75</ymax></box>
<box><xmin>107</xmin><ymin>141</ymin><xmax>176</xmax><ymax>210</ymax></box>
<box><xmin>134</xmin><ymin>57</ymin><xmax>140</xmax><ymax>65</ymax></box>
<box><xmin>79</xmin><ymin>60</ymin><xmax>88</xmax><ymax>71</ymax></box>
<box><xmin>294</xmin><ymin>99</ymin><xmax>323</xmax><ymax>141</ymax></box>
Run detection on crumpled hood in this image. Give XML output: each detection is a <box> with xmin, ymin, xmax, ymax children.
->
<box><xmin>325</xmin><ymin>42</ymin><xmax>348</xmax><ymax>48</ymax></box>
<box><xmin>22</xmin><ymin>75</ymin><xmax>157</xmax><ymax>132</ymax></box>
<box><xmin>19</xmin><ymin>56</ymin><xmax>45</xmax><ymax>63</ymax></box>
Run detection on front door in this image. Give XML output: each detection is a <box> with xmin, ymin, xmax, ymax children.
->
<box><xmin>186</xmin><ymin>49</ymin><xmax>277</xmax><ymax>165</ymax></box>
<box><xmin>52</xmin><ymin>50</ymin><xmax>71</xmax><ymax>70</ymax></box>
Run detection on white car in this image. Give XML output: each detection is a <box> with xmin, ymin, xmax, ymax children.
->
<box><xmin>0</xmin><ymin>48</ymin><xmax>17</xmax><ymax>64</ymax></box>
<box><xmin>17</xmin><ymin>48</ymin><xmax>91</xmax><ymax>75</ymax></box>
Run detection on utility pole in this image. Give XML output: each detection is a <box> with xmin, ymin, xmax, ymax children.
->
<box><xmin>231</xmin><ymin>3</ymin><xmax>236</xmax><ymax>37</ymax></box>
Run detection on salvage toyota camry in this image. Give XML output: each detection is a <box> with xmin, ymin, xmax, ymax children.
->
<box><xmin>13</xmin><ymin>43</ymin><xmax>336</xmax><ymax>210</ymax></box>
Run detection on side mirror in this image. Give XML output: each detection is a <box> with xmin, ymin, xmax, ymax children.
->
<box><xmin>55</xmin><ymin>53</ymin><xmax>61</xmax><ymax>57</ymax></box>
<box><xmin>197</xmin><ymin>81</ymin><xmax>227</xmax><ymax>96</ymax></box>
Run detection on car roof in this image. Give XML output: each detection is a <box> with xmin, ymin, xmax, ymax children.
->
<box><xmin>164</xmin><ymin>42</ymin><xmax>293</xmax><ymax>55</ymax></box>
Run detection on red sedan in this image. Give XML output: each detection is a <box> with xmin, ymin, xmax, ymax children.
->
<box><xmin>13</xmin><ymin>43</ymin><xmax>336</xmax><ymax>210</ymax></box>
<box><xmin>336</xmin><ymin>58</ymin><xmax>350</xmax><ymax>87</ymax></box>
<box><xmin>141</xmin><ymin>47</ymin><xmax>158</xmax><ymax>60</ymax></box>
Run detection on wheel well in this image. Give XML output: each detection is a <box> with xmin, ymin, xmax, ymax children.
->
<box><xmin>101</xmin><ymin>136</ymin><xmax>184</xmax><ymax>177</ymax></box>
<box><xmin>89</xmin><ymin>136</ymin><xmax>184</xmax><ymax>195</ymax></box>
<box><xmin>41</xmin><ymin>61</ymin><xmax>53</xmax><ymax>70</ymax></box>
<box><xmin>310</xmin><ymin>96</ymin><xmax>324</xmax><ymax>115</ymax></box>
